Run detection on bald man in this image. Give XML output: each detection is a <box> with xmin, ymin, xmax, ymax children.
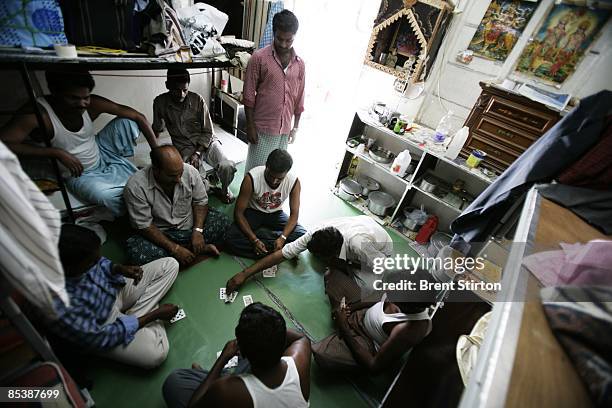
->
<box><xmin>124</xmin><ymin>145</ymin><xmax>230</xmax><ymax>266</ymax></box>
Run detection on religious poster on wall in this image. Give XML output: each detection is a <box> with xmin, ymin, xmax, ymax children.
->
<box><xmin>468</xmin><ymin>0</ymin><xmax>537</xmax><ymax>62</ymax></box>
<box><xmin>515</xmin><ymin>4</ymin><xmax>611</xmax><ymax>84</ymax></box>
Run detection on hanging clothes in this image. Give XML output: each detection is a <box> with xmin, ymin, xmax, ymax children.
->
<box><xmin>451</xmin><ymin>90</ymin><xmax>612</xmax><ymax>248</ymax></box>
<box><xmin>259</xmin><ymin>1</ymin><xmax>285</xmax><ymax>49</ymax></box>
<box><xmin>558</xmin><ymin>117</ymin><xmax>612</xmax><ymax>190</ymax></box>
<box><xmin>0</xmin><ymin>141</ymin><xmax>68</xmax><ymax>318</ymax></box>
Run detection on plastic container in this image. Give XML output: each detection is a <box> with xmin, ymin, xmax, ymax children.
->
<box><xmin>390</xmin><ymin>150</ymin><xmax>412</xmax><ymax>177</ymax></box>
<box><xmin>444</xmin><ymin>126</ymin><xmax>470</xmax><ymax>160</ymax></box>
<box><xmin>403</xmin><ymin>206</ymin><xmax>428</xmax><ymax>231</ymax></box>
<box><xmin>466</xmin><ymin>149</ymin><xmax>486</xmax><ymax>168</ymax></box>
<box><xmin>433</xmin><ymin>111</ymin><xmax>453</xmax><ymax>144</ymax></box>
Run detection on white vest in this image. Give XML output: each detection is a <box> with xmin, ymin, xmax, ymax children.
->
<box><xmin>239</xmin><ymin>356</ymin><xmax>309</xmax><ymax>408</ymax></box>
<box><xmin>37</xmin><ymin>97</ymin><xmax>99</xmax><ymax>171</ymax></box>
<box><xmin>248</xmin><ymin>166</ymin><xmax>297</xmax><ymax>213</ymax></box>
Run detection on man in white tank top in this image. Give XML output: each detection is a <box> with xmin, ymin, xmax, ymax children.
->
<box><xmin>163</xmin><ymin>303</ymin><xmax>311</xmax><ymax>408</ymax></box>
<box><xmin>0</xmin><ymin>69</ymin><xmax>159</xmax><ymax>217</ymax></box>
<box><xmin>224</xmin><ymin>149</ymin><xmax>306</xmax><ymax>259</ymax></box>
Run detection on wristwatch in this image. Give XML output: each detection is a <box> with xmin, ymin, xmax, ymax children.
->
<box><xmin>194</xmin><ymin>227</ymin><xmax>204</xmax><ymax>234</ymax></box>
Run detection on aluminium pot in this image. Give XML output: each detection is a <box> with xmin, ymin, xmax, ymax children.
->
<box><xmin>338</xmin><ymin>178</ymin><xmax>362</xmax><ymax>201</ymax></box>
<box><xmin>357</xmin><ymin>176</ymin><xmax>380</xmax><ymax>196</ymax></box>
<box><xmin>367</xmin><ymin>191</ymin><xmax>396</xmax><ymax>216</ymax></box>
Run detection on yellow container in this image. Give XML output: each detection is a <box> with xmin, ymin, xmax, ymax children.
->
<box><xmin>466</xmin><ymin>150</ymin><xmax>486</xmax><ymax>168</ymax></box>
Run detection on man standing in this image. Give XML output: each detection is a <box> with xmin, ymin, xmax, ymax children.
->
<box><xmin>124</xmin><ymin>145</ymin><xmax>230</xmax><ymax>266</ymax></box>
<box><xmin>0</xmin><ymin>69</ymin><xmax>158</xmax><ymax>217</ymax></box>
<box><xmin>224</xmin><ymin>149</ymin><xmax>306</xmax><ymax>259</ymax></box>
<box><xmin>226</xmin><ymin>216</ymin><xmax>393</xmax><ymax>299</ymax></box>
<box><xmin>52</xmin><ymin>224</ymin><xmax>179</xmax><ymax>369</ymax></box>
<box><xmin>153</xmin><ymin>69</ymin><xmax>237</xmax><ymax>204</ymax></box>
<box><xmin>163</xmin><ymin>303</ymin><xmax>311</xmax><ymax>408</ymax></box>
<box><xmin>242</xmin><ymin>9</ymin><xmax>305</xmax><ymax>172</ymax></box>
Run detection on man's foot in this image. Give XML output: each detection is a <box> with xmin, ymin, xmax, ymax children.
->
<box><xmin>211</xmin><ymin>187</ymin><xmax>235</xmax><ymax>204</ymax></box>
<box><xmin>203</xmin><ymin>244</ymin><xmax>220</xmax><ymax>257</ymax></box>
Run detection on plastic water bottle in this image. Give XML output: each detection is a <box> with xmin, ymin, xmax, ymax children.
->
<box><xmin>391</xmin><ymin>150</ymin><xmax>412</xmax><ymax>177</ymax></box>
<box><xmin>433</xmin><ymin>111</ymin><xmax>453</xmax><ymax>144</ymax></box>
<box><xmin>444</xmin><ymin>126</ymin><xmax>470</xmax><ymax>160</ymax></box>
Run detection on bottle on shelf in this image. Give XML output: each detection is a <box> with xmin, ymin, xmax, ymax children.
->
<box><xmin>444</xmin><ymin>126</ymin><xmax>469</xmax><ymax>160</ymax></box>
<box><xmin>390</xmin><ymin>150</ymin><xmax>412</xmax><ymax>177</ymax></box>
<box><xmin>348</xmin><ymin>155</ymin><xmax>360</xmax><ymax>178</ymax></box>
<box><xmin>433</xmin><ymin>111</ymin><xmax>453</xmax><ymax>144</ymax></box>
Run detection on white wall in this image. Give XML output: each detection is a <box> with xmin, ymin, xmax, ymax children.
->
<box><xmin>86</xmin><ymin>69</ymin><xmax>214</xmax><ymax>133</ymax></box>
<box><xmin>354</xmin><ymin>0</ymin><xmax>612</xmax><ymax>133</ymax></box>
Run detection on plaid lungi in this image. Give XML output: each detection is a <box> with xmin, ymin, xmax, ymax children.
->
<box><xmin>244</xmin><ymin>132</ymin><xmax>289</xmax><ymax>173</ymax></box>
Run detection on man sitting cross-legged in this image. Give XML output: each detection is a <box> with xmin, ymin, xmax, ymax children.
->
<box><xmin>224</xmin><ymin>149</ymin><xmax>306</xmax><ymax>259</ymax></box>
<box><xmin>153</xmin><ymin>69</ymin><xmax>237</xmax><ymax>203</ymax></box>
<box><xmin>50</xmin><ymin>224</ymin><xmax>180</xmax><ymax>369</ymax></box>
<box><xmin>312</xmin><ymin>269</ymin><xmax>435</xmax><ymax>373</ymax></box>
<box><xmin>124</xmin><ymin>145</ymin><xmax>230</xmax><ymax>266</ymax></box>
<box><xmin>162</xmin><ymin>302</ymin><xmax>311</xmax><ymax>408</ymax></box>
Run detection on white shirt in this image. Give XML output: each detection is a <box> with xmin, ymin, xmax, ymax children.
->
<box><xmin>239</xmin><ymin>356</ymin><xmax>309</xmax><ymax>408</ymax></box>
<box><xmin>248</xmin><ymin>166</ymin><xmax>297</xmax><ymax>213</ymax></box>
<box><xmin>37</xmin><ymin>97</ymin><xmax>99</xmax><ymax>171</ymax></box>
<box><xmin>282</xmin><ymin>215</ymin><xmax>393</xmax><ymax>263</ymax></box>
<box><xmin>0</xmin><ymin>141</ymin><xmax>67</xmax><ymax>318</ymax></box>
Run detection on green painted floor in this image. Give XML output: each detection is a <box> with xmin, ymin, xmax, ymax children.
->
<box><xmin>92</xmin><ymin>163</ymin><xmax>420</xmax><ymax>407</ymax></box>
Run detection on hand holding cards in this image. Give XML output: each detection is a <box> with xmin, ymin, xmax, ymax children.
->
<box><xmin>170</xmin><ymin>308</ymin><xmax>186</xmax><ymax>324</ymax></box>
<box><xmin>220</xmin><ymin>287</ymin><xmax>238</xmax><ymax>303</ymax></box>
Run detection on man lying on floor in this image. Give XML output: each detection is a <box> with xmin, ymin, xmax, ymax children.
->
<box><xmin>50</xmin><ymin>224</ymin><xmax>179</xmax><ymax>369</ymax></box>
<box><xmin>0</xmin><ymin>69</ymin><xmax>158</xmax><ymax>217</ymax></box>
<box><xmin>224</xmin><ymin>149</ymin><xmax>306</xmax><ymax>259</ymax></box>
<box><xmin>226</xmin><ymin>215</ymin><xmax>392</xmax><ymax>298</ymax></box>
<box><xmin>124</xmin><ymin>145</ymin><xmax>230</xmax><ymax>266</ymax></box>
<box><xmin>313</xmin><ymin>269</ymin><xmax>435</xmax><ymax>373</ymax></box>
<box><xmin>163</xmin><ymin>303</ymin><xmax>311</xmax><ymax>408</ymax></box>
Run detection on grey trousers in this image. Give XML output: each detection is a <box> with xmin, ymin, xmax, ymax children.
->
<box><xmin>102</xmin><ymin>257</ymin><xmax>179</xmax><ymax>369</ymax></box>
<box><xmin>200</xmin><ymin>140</ymin><xmax>237</xmax><ymax>192</ymax></box>
<box><xmin>162</xmin><ymin>358</ymin><xmax>251</xmax><ymax>408</ymax></box>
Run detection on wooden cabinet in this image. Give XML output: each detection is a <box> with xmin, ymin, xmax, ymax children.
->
<box><xmin>461</xmin><ymin>82</ymin><xmax>560</xmax><ymax>173</ymax></box>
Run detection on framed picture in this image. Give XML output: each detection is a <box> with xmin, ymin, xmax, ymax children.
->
<box><xmin>468</xmin><ymin>0</ymin><xmax>537</xmax><ymax>62</ymax></box>
<box><xmin>392</xmin><ymin>19</ymin><xmax>420</xmax><ymax>57</ymax></box>
<box><xmin>515</xmin><ymin>4</ymin><xmax>611</xmax><ymax>84</ymax></box>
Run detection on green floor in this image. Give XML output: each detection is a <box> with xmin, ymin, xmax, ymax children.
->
<box><xmin>92</xmin><ymin>164</ymin><xmax>419</xmax><ymax>407</ymax></box>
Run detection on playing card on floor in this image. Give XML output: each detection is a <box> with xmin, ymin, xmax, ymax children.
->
<box><xmin>219</xmin><ymin>287</ymin><xmax>226</xmax><ymax>300</ymax></box>
<box><xmin>170</xmin><ymin>308</ymin><xmax>186</xmax><ymax>324</ymax></box>
<box><xmin>243</xmin><ymin>295</ymin><xmax>253</xmax><ymax>307</ymax></box>
<box><xmin>262</xmin><ymin>265</ymin><xmax>277</xmax><ymax>277</ymax></box>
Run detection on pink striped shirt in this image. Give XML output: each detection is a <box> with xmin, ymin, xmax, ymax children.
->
<box><xmin>242</xmin><ymin>45</ymin><xmax>305</xmax><ymax>136</ymax></box>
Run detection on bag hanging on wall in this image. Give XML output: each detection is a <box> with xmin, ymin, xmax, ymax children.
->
<box><xmin>0</xmin><ymin>0</ymin><xmax>68</xmax><ymax>47</ymax></box>
<box><xmin>59</xmin><ymin>0</ymin><xmax>136</xmax><ymax>50</ymax></box>
<box><xmin>175</xmin><ymin>3</ymin><xmax>228</xmax><ymax>56</ymax></box>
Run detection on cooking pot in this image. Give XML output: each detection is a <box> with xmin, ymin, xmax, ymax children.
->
<box><xmin>419</xmin><ymin>178</ymin><xmax>436</xmax><ymax>193</ymax></box>
<box><xmin>368</xmin><ymin>191</ymin><xmax>396</xmax><ymax>216</ymax></box>
<box><xmin>338</xmin><ymin>178</ymin><xmax>362</xmax><ymax>202</ymax></box>
<box><xmin>357</xmin><ymin>176</ymin><xmax>380</xmax><ymax>196</ymax></box>
<box><xmin>368</xmin><ymin>147</ymin><xmax>395</xmax><ymax>164</ymax></box>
